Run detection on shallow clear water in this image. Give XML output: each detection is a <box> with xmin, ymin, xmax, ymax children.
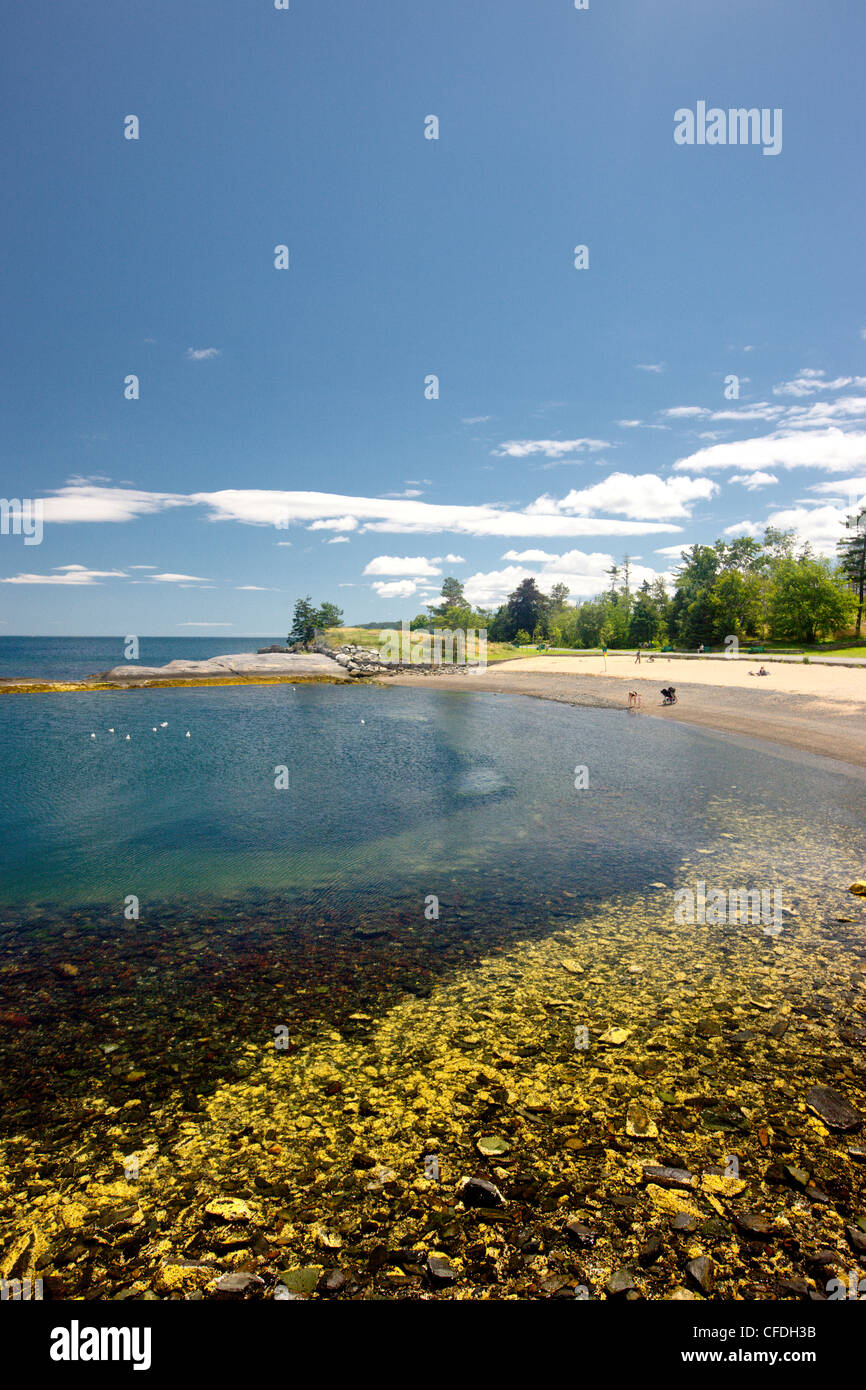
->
<box><xmin>1</xmin><ymin>683</ymin><xmax>862</xmax><ymax>910</ymax></box>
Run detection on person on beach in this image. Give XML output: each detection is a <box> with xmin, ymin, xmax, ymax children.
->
<box><xmin>628</xmin><ymin>690</ymin><xmax>637</xmax><ymax>709</ymax></box>
<box><xmin>697</xmin><ymin>643</ymin><xmax>704</xmax><ymax>655</ymax></box>
<box><xmin>634</xmin><ymin>647</ymin><xmax>642</xmax><ymax>663</ymax></box>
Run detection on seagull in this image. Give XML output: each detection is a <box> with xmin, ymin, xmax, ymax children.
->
<box><xmin>108</xmin><ymin>728</ymin><xmax>115</xmax><ymax>734</ymax></box>
<box><xmin>185</xmin><ymin>731</ymin><xmax>190</xmax><ymax>738</ymax></box>
<box><xmin>152</xmin><ymin>727</ymin><xmax>158</xmax><ymax>733</ymax></box>
<box><xmin>90</xmin><ymin>733</ymin><xmax>96</xmax><ymax>739</ymax></box>
<box><xmin>125</xmin><ymin>734</ymin><xmax>131</xmax><ymax>741</ymax></box>
<box><xmin>360</xmin><ymin>719</ymin><xmax>365</xmax><ymax>725</ymax></box>
<box><xmin>160</xmin><ymin>722</ymin><xmax>168</xmax><ymax>728</ymax></box>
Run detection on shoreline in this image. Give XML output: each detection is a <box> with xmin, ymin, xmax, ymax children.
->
<box><xmin>2</xmin><ymin>648</ymin><xmax>864</xmax><ymax>770</ymax></box>
<box><xmin>391</xmin><ymin>659</ymin><xmax>866</xmax><ymax>772</ymax></box>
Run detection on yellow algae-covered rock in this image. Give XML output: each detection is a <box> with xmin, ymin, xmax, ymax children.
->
<box><xmin>56</xmin><ymin>1202</ymin><xmax>91</xmax><ymax>1231</ymax></box>
<box><xmin>154</xmin><ymin>1259</ymin><xmax>218</xmax><ymax>1294</ymax></box>
<box><xmin>204</xmin><ymin>1197</ymin><xmax>253</xmax><ymax>1223</ymax></box>
<box><xmin>645</xmin><ymin>1184</ymin><xmax>703</xmax><ymax>1220</ymax></box>
<box><xmin>848</xmin><ymin>882</ymin><xmax>866</xmax><ymax>896</ymax></box>
<box><xmin>699</xmin><ymin>1173</ymin><xmax>747</xmax><ymax>1198</ymax></box>
<box><xmin>599</xmin><ymin>1027</ymin><xmax>632</xmax><ymax>1046</ymax></box>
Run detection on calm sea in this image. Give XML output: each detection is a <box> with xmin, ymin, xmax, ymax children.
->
<box><xmin>0</xmin><ymin>635</ymin><xmax>279</xmax><ymax>681</ymax></box>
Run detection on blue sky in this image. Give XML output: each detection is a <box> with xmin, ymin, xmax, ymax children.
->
<box><xmin>1</xmin><ymin>0</ymin><xmax>865</xmax><ymax>635</ymax></box>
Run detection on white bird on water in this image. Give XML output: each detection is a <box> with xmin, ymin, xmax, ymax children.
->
<box><xmin>360</xmin><ymin>719</ymin><xmax>365</xmax><ymax>725</ymax></box>
<box><xmin>90</xmin><ymin>733</ymin><xmax>96</xmax><ymax>739</ymax></box>
<box><xmin>125</xmin><ymin>734</ymin><xmax>131</xmax><ymax>741</ymax></box>
<box><xmin>152</xmin><ymin>727</ymin><xmax>158</xmax><ymax>733</ymax></box>
<box><xmin>160</xmin><ymin>722</ymin><xmax>168</xmax><ymax>728</ymax></box>
<box><xmin>185</xmin><ymin>731</ymin><xmax>190</xmax><ymax>738</ymax></box>
<box><xmin>108</xmin><ymin>728</ymin><xmax>115</xmax><ymax>734</ymax></box>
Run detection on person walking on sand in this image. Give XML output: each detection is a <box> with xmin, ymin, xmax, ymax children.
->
<box><xmin>634</xmin><ymin>647</ymin><xmax>642</xmax><ymax>664</ymax></box>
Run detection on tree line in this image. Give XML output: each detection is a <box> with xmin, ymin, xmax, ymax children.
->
<box><xmin>411</xmin><ymin>510</ymin><xmax>866</xmax><ymax>648</ymax></box>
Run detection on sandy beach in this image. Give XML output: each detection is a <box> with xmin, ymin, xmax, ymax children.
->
<box><xmin>393</xmin><ymin>655</ymin><xmax>866</xmax><ymax>772</ymax></box>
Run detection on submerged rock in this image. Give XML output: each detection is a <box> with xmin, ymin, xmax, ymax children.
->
<box><xmin>606</xmin><ymin>1268</ymin><xmax>636</xmax><ymax>1296</ymax></box>
<box><xmin>805</xmin><ymin>1085</ymin><xmax>863</xmax><ymax>1132</ymax></box>
<box><xmin>204</xmin><ymin>1198</ymin><xmax>253</xmax><ymax>1224</ymax></box>
<box><xmin>457</xmin><ymin>1176</ymin><xmax>505</xmax><ymax>1208</ymax></box>
<box><xmin>427</xmin><ymin>1253</ymin><xmax>457</xmax><ymax>1284</ymax></box>
<box><xmin>642</xmin><ymin>1165</ymin><xmax>695</xmax><ymax>1192</ymax></box>
<box><xmin>626</xmin><ymin>1102</ymin><xmax>658</xmax><ymax>1138</ymax></box>
<box><xmin>476</xmin><ymin>1135</ymin><xmax>510</xmax><ymax>1158</ymax></box>
<box><xmin>687</xmin><ymin>1255</ymin><xmax>714</xmax><ymax>1295</ymax></box>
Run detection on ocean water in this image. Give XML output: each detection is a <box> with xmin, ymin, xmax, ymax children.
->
<box><xmin>1</xmin><ymin>681</ymin><xmax>862</xmax><ymax>910</ymax></box>
<box><xmin>0</xmin><ymin>635</ymin><xmax>278</xmax><ymax>681</ymax></box>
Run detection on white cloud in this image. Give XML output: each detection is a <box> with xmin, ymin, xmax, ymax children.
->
<box><xmin>325</xmin><ymin>536</ymin><xmax>350</xmax><ymax>544</ymax></box>
<box><xmin>128</xmin><ymin>564</ymin><xmax>158</xmax><ymax>570</ymax></box>
<box><xmin>307</xmin><ymin>516</ymin><xmax>359</xmax><ymax>531</ymax></box>
<box><xmin>654</xmin><ymin>544</ymin><xmax>692</xmax><ymax>558</ymax></box>
<box><xmin>1</xmin><ymin>564</ymin><xmax>127</xmax><ymax>585</ymax></box>
<box><xmin>40</xmin><ymin>484</ymin><xmax>192</xmax><ymax>524</ymax></box>
<box><xmin>178</xmin><ymin>621</ymin><xmax>232</xmax><ymax>626</ymax></box>
<box><xmin>464</xmin><ymin>549</ymin><xmax>665</xmax><ymax>607</ymax></box>
<box><xmin>186</xmin><ymin>347</ymin><xmax>221</xmax><ymax>361</ymax></box>
<box><xmin>502</xmin><ymin>548</ymin><xmax>559</xmax><ymax>563</ymax></box>
<box><xmin>493</xmin><ymin>438</ymin><xmax>611</xmax><ymax>459</ymax></box>
<box><xmin>364</xmin><ymin>555</ymin><xmax>442</xmax><ymax>576</ymax></box>
<box><xmin>673</xmin><ymin>429</ymin><xmax>866</xmax><ymax>475</ymax></box>
<box><xmin>236</xmin><ymin>585</ymin><xmax>274</xmax><ymax>591</ymax></box>
<box><xmin>761</xmin><ymin>504</ymin><xmax>850</xmax><ymax>555</ymax></box>
<box><xmin>444</xmin><ymin>553</ymin><xmax>465</xmax><ymax>563</ymax></box>
<box><xmin>371</xmin><ymin>579</ymin><xmax>418</xmax><ymax>598</ymax></box>
<box><xmin>636</xmin><ymin>363</ymin><xmax>665</xmax><ymax>373</ymax></box>
<box><xmin>150</xmin><ymin>572</ymin><xmax>211</xmax><ymax>583</ymax></box>
<box><xmin>772</xmin><ymin>368</ymin><xmax>866</xmax><ymax>397</ymax></box>
<box><xmin>730</xmin><ymin>471</ymin><xmax>779</xmax><ymax>490</ymax></box>
<box><xmin>809</xmin><ymin>475</ymin><xmax>866</xmax><ymax>507</ymax></box>
<box><xmin>722</xmin><ymin>521</ymin><xmax>764</xmax><ymax>538</ymax></box>
<box><xmin>34</xmin><ymin>482</ymin><xmax>685</xmax><ymax>540</ymax></box>
<box><xmin>462</xmin><ymin>415</ymin><xmax>491</xmax><ymax>424</ymax></box>
<box><xmin>543</xmin><ymin>473</ymin><xmax>717</xmax><ymax>520</ymax></box>
<box><xmin>618</xmin><ymin>419</ymin><xmax>643</xmax><ymax>428</ymax></box>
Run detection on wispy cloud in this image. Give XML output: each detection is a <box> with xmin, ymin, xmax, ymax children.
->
<box><xmin>150</xmin><ymin>572</ymin><xmax>211</xmax><ymax>583</ymax></box>
<box><xmin>0</xmin><ymin>564</ymin><xmax>127</xmax><ymax>586</ymax></box>
<box><xmin>730</xmin><ymin>471</ymin><xmax>779</xmax><ymax>490</ymax></box>
<box><xmin>494</xmin><ymin>438</ymin><xmax>611</xmax><ymax>459</ymax></box>
<box><xmin>185</xmin><ymin>347</ymin><xmax>221</xmax><ymax>361</ymax></box>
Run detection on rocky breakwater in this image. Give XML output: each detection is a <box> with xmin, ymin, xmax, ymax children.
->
<box><xmin>318</xmin><ymin>642</ymin><xmax>482</xmax><ymax>679</ymax></box>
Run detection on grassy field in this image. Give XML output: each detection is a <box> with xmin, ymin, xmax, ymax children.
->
<box><xmin>325</xmin><ymin>627</ymin><xmax>542</xmax><ymax>664</ymax></box>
